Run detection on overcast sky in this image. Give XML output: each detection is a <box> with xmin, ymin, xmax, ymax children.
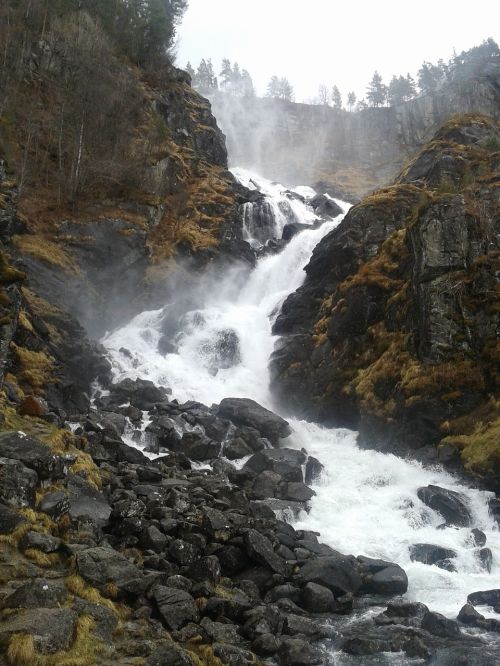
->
<box><xmin>176</xmin><ymin>0</ymin><xmax>499</xmax><ymax>103</ymax></box>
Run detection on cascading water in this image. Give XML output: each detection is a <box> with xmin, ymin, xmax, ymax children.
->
<box><xmin>103</xmin><ymin>168</ymin><xmax>499</xmax><ymax>639</ymax></box>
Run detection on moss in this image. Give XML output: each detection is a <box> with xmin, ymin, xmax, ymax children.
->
<box><xmin>442</xmin><ymin>417</ymin><xmax>500</xmax><ymax>476</ymax></box>
<box><xmin>10</xmin><ymin>343</ymin><xmax>55</xmax><ymax>394</ymax></box>
<box><xmin>12</xmin><ymin>235</ymin><xmax>81</xmax><ymax>276</ymax></box>
<box><xmin>0</xmin><ymin>251</ymin><xmax>26</xmax><ymax>284</ymax></box>
<box><xmin>18</xmin><ymin>310</ymin><xmax>34</xmax><ymax>333</ymax></box>
<box><xmin>65</xmin><ymin>575</ymin><xmax>129</xmax><ymax>620</ymax></box>
<box><xmin>23</xmin><ymin>549</ymin><xmax>60</xmax><ymax>568</ymax></box>
<box><xmin>7</xmin><ymin>633</ymin><xmax>35</xmax><ymax>665</ymax></box>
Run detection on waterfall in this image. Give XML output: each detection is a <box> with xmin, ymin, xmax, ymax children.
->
<box><xmin>102</xmin><ymin>167</ymin><xmax>499</xmax><ymax>627</ymax></box>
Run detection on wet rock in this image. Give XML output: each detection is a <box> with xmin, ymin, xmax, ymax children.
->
<box><xmin>376</xmin><ymin>599</ymin><xmax>429</xmax><ymax>626</ymax></box>
<box><xmin>477</xmin><ymin>547</ymin><xmax>493</xmax><ymax>572</ymax></box>
<box><xmin>201</xmin><ymin>616</ymin><xmax>243</xmax><ymax>644</ymax></box>
<box><xmin>76</xmin><ymin>546</ymin><xmax>153</xmax><ymax>598</ymax></box>
<box><xmin>201</xmin><ymin>506</ymin><xmax>232</xmax><ymax>541</ymax></box>
<box><xmin>278</xmin><ymin>637</ymin><xmax>323</xmax><ymax>665</ymax></box>
<box><xmin>223</xmin><ymin>437</ymin><xmax>253</xmax><ymax>460</ymax></box>
<box><xmin>152</xmin><ymin>585</ymin><xmax>200</xmax><ymax>631</ymax></box>
<box><xmin>468</xmin><ymin>589</ymin><xmax>500</xmax><ymax>606</ymax></box>
<box><xmin>19</xmin><ymin>531</ymin><xmax>61</xmax><ymax>553</ymax></box>
<box><xmin>283</xmin><ymin>481</ymin><xmax>315</xmax><ymax>502</ymax></box>
<box><xmin>0</xmin><ymin>608</ymin><xmax>78</xmax><ymax>653</ymax></box>
<box><xmin>301</xmin><ymin>582</ymin><xmax>335</xmax><ymax>613</ymax></box>
<box><xmin>310</xmin><ymin>193</ymin><xmax>343</xmax><ymax>218</ymax></box>
<box><xmin>0</xmin><ymin>457</ymin><xmax>38</xmax><ymax>508</ymax></box>
<box><xmin>304</xmin><ymin>456</ymin><xmax>324</xmax><ymax>485</ymax></box>
<box><xmin>409</xmin><ymin>543</ymin><xmax>457</xmax><ymax>565</ymax></box>
<box><xmin>218</xmin><ymin>545</ymin><xmax>249</xmax><ymax>575</ymax></box>
<box><xmin>180</xmin><ymin>431</ymin><xmax>221</xmax><ymax>461</ymax></box>
<box><xmin>244</xmin><ymin>448</ymin><xmax>306</xmax><ymax>482</ymax></box>
<box><xmin>2</xmin><ymin>578</ymin><xmax>67</xmax><ymax>609</ymax></box>
<box><xmin>296</xmin><ymin>555</ymin><xmax>362</xmax><ymax>595</ymax></box>
<box><xmin>359</xmin><ymin>557</ymin><xmax>408</xmax><ymax>595</ymax></box>
<box><xmin>252</xmin><ymin>470</ymin><xmax>281</xmax><ymax>499</ymax></box>
<box><xmin>421</xmin><ymin>610</ymin><xmax>461</xmax><ymax>638</ymax></box>
<box><xmin>417</xmin><ymin>485</ymin><xmax>471</xmax><ymax>527</ymax></box>
<box><xmin>111</xmin><ymin>378</ymin><xmax>169</xmax><ymax>409</ymax></box>
<box><xmin>471</xmin><ymin>528</ymin><xmax>487</xmax><ymax>547</ymax></box>
<box><xmin>201</xmin><ymin>328</ymin><xmax>241</xmax><ymax>372</ymax></box>
<box><xmin>252</xmin><ymin>633</ymin><xmax>281</xmax><ymax>655</ymax></box>
<box><xmin>458</xmin><ymin>603</ymin><xmax>484</xmax><ymax>625</ymax></box>
<box><xmin>212</xmin><ymin>643</ymin><xmax>256</xmax><ymax>665</ymax></box>
<box><xmin>218</xmin><ymin>398</ymin><xmax>292</xmax><ymax>445</ymax></box>
<box><xmin>169</xmin><ymin>539</ymin><xmax>200</xmax><ymax>566</ymax></box>
<box><xmin>110</xmin><ymin>497</ymin><xmax>147</xmax><ymax>536</ymax></box>
<box><xmin>72</xmin><ymin>598</ymin><xmax>118</xmax><ymax>641</ymax></box>
<box><xmin>140</xmin><ymin>525</ymin><xmax>167</xmax><ymax>553</ymax></box>
<box><xmin>488</xmin><ymin>498</ymin><xmax>500</xmax><ymax>526</ymax></box>
<box><xmin>244</xmin><ymin>529</ymin><xmax>286</xmax><ymax>575</ymax></box>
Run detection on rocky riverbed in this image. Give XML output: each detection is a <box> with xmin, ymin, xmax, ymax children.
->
<box><xmin>1</xmin><ymin>378</ymin><xmax>499</xmax><ymax>665</ymax></box>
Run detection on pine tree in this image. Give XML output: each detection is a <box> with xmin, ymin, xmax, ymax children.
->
<box><xmin>347</xmin><ymin>91</ymin><xmax>357</xmax><ymax>112</ymax></box>
<box><xmin>220</xmin><ymin>58</ymin><xmax>232</xmax><ymax>89</ymax></box>
<box><xmin>241</xmin><ymin>69</ymin><xmax>255</xmax><ymax>97</ymax></box>
<box><xmin>366</xmin><ymin>71</ymin><xmax>387</xmax><ymax>107</ymax></box>
<box><xmin>331</xmin><ymin>85</ymin><xmax>342</xmax><ymax>110</ymax></box>
<box><xmin>185</xmin><ymin>61</ymin><xmax>195</xmax><ymax>80</ymax></box>
<box><xmin>318</xmin><ymin>85</ymin><xmax>329</xmax><ymax>105</ymax></box>
<box><xmin>266</xmin><ymin>76</ymin><xmax>281</xmax><ymax>98</ymax></box>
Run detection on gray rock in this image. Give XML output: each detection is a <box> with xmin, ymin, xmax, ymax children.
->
<box><xmin>152</xmin><ymin>585</ymin><xmax>200</xmax><ymax>630</ymax></box>
<box><xmin>305</xmin><ymin>456</ymin><xmax>324</xmax><ymax>485</ymax></box>
<box><xmin>76</xmin><ymin>546</ymin><xmax>153</xmax><ymax>598</ymax></box>
<box><xmin>0</xmin><ymin>457</ymin><xmax>38</xmax><ymax>508</ymax></box>
<box><xmin>2</xmin><ymin>579</ymin><xmax>67</xmax><ymax>609</ymax></box>
<box><xmin>471</xmin><ymin>528</ymin><xmax>487</xmax><ymax>547</ymax></box>
<box><xmin>458</xmin><ymin>603</ymin><xmax>484</xmax><ymax>625</ymax></box>
<box><xmin>284</xmin><ymin>482</ymin><xmax>315</xmax><ymax>502</ymax></box>
<box><xmin>421</xmin><ymin>610</ymin><xmax>461</xmax><ymax>638</ymax></box>
<box><xmin>301</xmin><ymin>582</ymin><xmax>334</xmax><ymax>613</ymax></box>
<box><xmin>244</xmin><ymin>529</ymin><xmax>286</xmax><ymax>575</ymax></box>
<box><xmin>67</xmin><ymin>474</ymin><xmax>111</xmax><ymax>525</ymax></box>
<box><xmin>417</xmin><ymin>485</ymin><xmax>471</xmax><ymax>527</ymax></box>
<box><xmin>252</xmin><ymin>633</ymin><xmax>281</xmax><ymax>656</ymax></box>
<box><xmin>145</xmin><ymin>641</ymin><xmax>195</xmax><ymax>666</ymax></box>
<box><xmin>468</xmin><ymin>589</ymin><xmax>500</xmax><ymax>606</ymax></box>
<box><xmin>218</xmin><ymin>398</ymin><xmax>292</xmax><ymax>445</ymax></box>
<box><xmin>244</xmin><ymin>448</ymin><xmax>306</xmax><ymax>482</ymax></box>
<box><xmin>363</xmin><ymin>564</ymin><xmax>408</xmax><ymax>595</ymax></box>
<box><xmin>187</xmin><ymin>555</ymin><xmax>221</xmax><ymax>584</ymax></box>
<box><xmin>201</xmin><ymin>616</ymin><xmax>242</xmax><ymax>644</ymax></box>
<box><xmin>224</xmin><ymin>437</ymin><xmax>253</xmax><ymax>460</ymax></box>
<box><xmin>19</xmin><ymin>531</ymin><xmax>61</xmax><ymax>553</ymax></box>
<box><xmin>477</xmin><ymin>547</ymin><xmax>493</xmax><ymax>572</ymax></box>
<box><xmin>0</xmin><ymin>431</ymin><xmax>64</xmax><ymax>480</ymax></box>
<box><xmin>39</xmin><ymin>490</ymin><xmax>70</xmax><ymax>521</ymax></box>
<box><xmin>0</xmin><ymin>608</ymin><xmax>78</xmax><ymax>653</ymax></box>
<box><xmin>296</xmin><ymin>555</ymin><xmax>362</xmax><ymax>595</ymax></box>
<box><xmin>140</xmin><ymin>525</ymin><xmax>167</xmax><ymax>554</ymax></box>
<box><xmin>409</xmin><ymin>543</ymin><xmax>457</xmax><ymax>565</ymax></box>
<box><xmin>0</xmin><ymin>502</ymin><xmax>27</xmax><ymax>533</ymax></box>
<box><xmin>278</xmin><ymin>637</ymin><xmax>323</xmax><ymax>665</ymax></box>
<box><xmin>180</xmin><ymin>431</ymin><xmax>221</xmax><ymax>461</ymax></box>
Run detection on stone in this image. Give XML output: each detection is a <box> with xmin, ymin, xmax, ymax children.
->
<box><xmin>458</xmin><ymin>603</ymin><xmax>484</xmax><ymax>625</ymax></box>
<box><xmin>304</xmin><ymin>456</ymin><xmax>324</xmax><ymax>485</ymax></box>
<box><xmin>363</xmin><ymin>564</ymin><xmax>408</xmax><ymax>595</ymax></box>
<box><xmin>2</xmin><ymin>578</ymin><xmax>67</xmax><ymax>609</ymax></box>
<box><xmin>0</xmin><ymin>431</ymin><xmax>64</xmax><ymax>480</ymax></box>
<box><xmin>0</xmin><ymin>608</ymin><xmax>78</xmax><ymax>653</ymax></box>
<box><xmin>212</xmin><ymin>643</ymin><xmax>256</xmax><ymax>665</ymax></box>
<box><xmin>244</xmin><ymin>529</ymin><xmax>286</xmax><ymax>575</ymax></box>
<box><xmin>111</xmin><ymin>378</ymin><xmax>168</xmax><ymax>409</ymax></box>
<box><xmin>223</xmin><ymin>437</ymin><xmax>253</xmax><ymax>460</ymax></box>
<box><xmin>468</xmin><ymin>589</ymin><xmax>500</xmax><ymax>607</ymax></box>
<box><xmin>477</xmin><ymin>547</ymin><xmax>493</xmax><ymax>572</ymax></box>
<box><xmin>278</xmin><ymin>637</ymin><xmax>323</xmax><ymax>665</ymax></box>
<box><xmin>283</xmin><ymin>482</ymin><xmax>315</xmax><ymax>502</ymax></box>
<box><xmin>218</xmin><ymin>398</ymin><xmax>292</xmax><ymax>445</ymax></box>
<box><xmin>145</xmin><ymin>642</ymin><xmax>195</xmax><ymax>666</ymax></box>
<box><xmin>152</xmin><ymin>585</ymin><xmax>200</xmax><ymax>630</ymax></box>
<box><xmin>310</xmin><ymin>193</ymin><xmax>343</xmax><ymax>218</ymax></box>
<box><xmin>169</xmin><ymin>539</ymin><xmax>199</xmax><ymax>566</ymax></box>
<box><xmin>252</xmin><ymin>633</ymin><xmax>281</xmax><ymax>655</ymax></box>
<box><xmin>301</xmin><ymin>582</ymin><xmax>335</xmax><ymax>613</ymax></box>
<box><xmin>0</xmin><ymin>502</ymin><xmax>26</xmax><ymax>533</ymax></box>
<box><xmin>244</xmin><ymin>448</ymin><xmax>306</xmax><ymax>482</ymax></box>
<box><xmin>76</xmin><ymin>546</ymin><xmax>152</xmax><ymax>598</ymax></box>
<box><xmin>201</xmin><ymin>617</ymin><xmax>242</xmax><ymax>644</ymax></box>
<box><xmin>471</xmin><ymin>528</ymin><xmax>487</xmax><ymax>547</ymax></box>
<box><xmin>19</xmin><ymin>531</ymin><xmax>61</xmax><ymax>553</ymax></box>
<box><xmin>180</xmin><ymin>432</ymin><xmax>221</xmax><ymax>461</ymax></box>
<box><xmin>19</xmin><ymin>395</ymin><xmax>49</xmax><ymax>417</ymax></box>
<box><xmin>409</xmin><ymin>543</ymin><xmax>457</xmax><ymax>565</ymax></box>
<box><xmin>140</xmin><ymin>525</ymin><xmax>167</xmax><ymax>554</ymax></box>
<box><xmin>417</xmin><ymin>485</ymin><xmax>471</xmax><ymax>527</ymax></box>
<box><xmin>39</xmin><ymin>491</ymin><xmax>70</xmax><ymax>521</ymax></box>
<box><xmin>421</xmin><ymin>610</ymin><xmax>461</xmax><ymax>638</ymax></box>
<box><xmin>187</xmin><ymin>555</ymin><xmax>221</xmax><ymax>584</ymax></box>
<box><xmin>296</xmin><ymin>556</ymin><xmax>362</xmax><ymax>595</ymax></box>
<box><xmin>67</xmin><ymin>474</ymin><xmax>111</xmax><ymax>525</ymax></box>
<box><xmin>0</xmin><ymin>457</ymin><xmax>38</xmax><ymax>508</ymax></box>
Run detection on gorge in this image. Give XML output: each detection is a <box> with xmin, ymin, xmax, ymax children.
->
<box><xmin>0</xmin><ymin>4</ymin><xmax>499</xmax><ymax>665</ymax></box>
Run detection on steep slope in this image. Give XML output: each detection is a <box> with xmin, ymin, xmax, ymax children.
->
<box><xmin>271</xmin><ymin>114</ymin><xmax>500</xmax><ymax>490</ymax></box>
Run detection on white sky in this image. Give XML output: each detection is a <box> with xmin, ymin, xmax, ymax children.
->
<box><xmin>176</xmin><ymin>0</ymin><xmax>499</xmax><ymax>102</ymax></box>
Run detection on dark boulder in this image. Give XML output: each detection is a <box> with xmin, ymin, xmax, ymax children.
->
<box><xmin>223</xmin><ymin>437</ymin><xmax>253</xmax><ymax>460</ymax></box>
<box><xmin>200</xmin><ymin>328</ymin><xmax>241</xmax><ymax>372</ymax></box>
<box><xmin>283</xmin><ymin>482</ymin><xmax>315</xmax><ymax>502</ymax></box>
<box><xmin>180</xmin><ymin>431</ymin><xmax>220</xmax><ymax>461</ymax></box>
<box><xmin>218</xmin><ymin>398</ymin><xmax>292</xmax><ymax>445</ymax></box>
<box><xmin>0</xmin><ymin>608</ymin><xmax>78</xmax><ymax>653</ymax></box>
<box><xmin>244</xmin><ymin>529</ymin><xmax>286</xmax><ymax>575</ymax></box>
<box><xmin>76</xmin><ymin>546</ymin><xmax>153</xmax><ymax>598</ymax></box>
<box><xmin>471</xmin><ymin>528</ymin><xmax>487</xmax><ymax>547</ymax></box>
<box><xmin>187</xmin><ymin>555</ymin><xmax>221</xmax><ymax>584</ymax></box>
<box><xmin>278</xmin><ymin>637</ymin><xmax>323</xmax><ymax>665</ymax></box>
<box><xmin>39</xmin><ymin>491</ymin><xmax>70</xmax><ymax>521</ymax></box>
<box><xmin>477</xmin><ymin>547</ymin><xmax>493</xmax><ymax>572</ymax></box>
<box><xmin>0</xmin><ymin>502</ymin><xmax>27</xmax><ymax>533</ymax></box>
<box><xmin>409</xmin><ymin>543</ymin><xmax>457</xmax><ymax>565</ymax></box>
<box><xmin>19</xmin><ymin>531</ymin><xmax>61</xmax><ymax>553</ymax></box>
<box><xmin>458</xmin><ymin>603</ymin><xmax>484</xmax><ymax>625</ymax></box>
<box><xmin>111</xmin><ymin>378</ymin><xmax>169</xmax><ymax>409</ymax></box>
<box><xmin>152</xmin><ymin>585</ymin><xmax>200</xmax><ymax>631</ymax></box>
<box><xmin>0</xmin><ymin>431</ymin><xmax>64</xmax><ymax>480</ymax></box>
<box><xmin>2</xmin><ymin>578</ymin><xmax>67</xmax><ymax>609</ymax></box>
<box><xmin>244</xmin><ymin>448</ymin><xmax>306</xmax><ymax>482</ymax></box>
<box><xmin>145</xmin><ymin>642</ymin><xmax>196</xmax><ymax>666</ymax></box>
<box><xmin>468</xmin><ymin>589</ymin><xmax>500</xmax><ymax>606</ymax></box>
<box><xmin>310</xmin><ymin>193</ymin><xmax>343</xmax><ymax>218</ymax></box>
<box><xmin>305</xmin><ymin>457</ymin><xmax>324</xmax><ymax>485</ymax></box>
<box><xmin>359</xmin><ymin>557</ymin><xmax>408</xmax><ymax>595</ymax></box>
<box><xmin>421</xmin><ymin>610</ymin><xmax>461</xmax><ymax>638</ymax></box>
<box><xmin>417</xmin><ymin>485</ymin><xmax>471</xmax><ymax>527</ymax></box>
<box><xmin>67</xmin><ymin>474</ymin><xmax>111</xmax><ymax>526</ymax></box>
<box><xmin>301</xmin><ymin>582</ymin><xmax>335</xmax><ymax>613</ymax></box>
<box><xmin>296</xmin><ymin>556</ymin><xmax>362</xmax><ymax>596</ymax></box>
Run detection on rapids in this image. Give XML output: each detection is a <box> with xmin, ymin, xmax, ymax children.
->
<box><xmin>102</xmin><ymin>167</ymin><xmax>499</xmax><ymax>629</ymax></box>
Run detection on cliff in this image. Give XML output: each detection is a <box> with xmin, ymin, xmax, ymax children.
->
<box><xmin>209</xmin><ymin>55</ymin><xmax>500</xmax><ymax>200</ymax></box>
<box><xmin>271</xmin><ymin>114</ymin><xmax>500</xmax><ymax>490</ymax></box>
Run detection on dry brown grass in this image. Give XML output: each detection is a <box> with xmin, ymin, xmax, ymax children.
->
<box><xmin>12</xmin><ymin>235</ymin><xmax>81</xmax><ymax>276</ymax></box>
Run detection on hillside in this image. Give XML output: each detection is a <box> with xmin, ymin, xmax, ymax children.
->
<box><xmin>271</xmin><ymin>114</ymin><xmax>500</xmax><ymax>490</ymax></box>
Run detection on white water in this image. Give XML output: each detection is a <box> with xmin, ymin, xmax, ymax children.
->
<box><xmin>103</xmin><ymin>167</ymin><xmax>500</xmax><ymax>622</ymax></box>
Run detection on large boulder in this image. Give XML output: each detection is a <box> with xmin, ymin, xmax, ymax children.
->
<box><xmin>0</xmin><ymin>457</ymin><xmax>38</xmax><ymax>508</ymax></box>
<box><xmin>244</xmin><ymin>529</ymin><xmax>286</xmax><ymax>576</ymax></box>
<box><xmin>409</xmin><ymin>543</ymin><xmax>457</xmax><ymax>566</ymax></box>
<box><xmin>244</xmin><ymin>449</ymin><xmax>306</xmax><ymax>482</ymax></box>
<box><xmin>151</xmin><ymin>585</ymin><xmax>200</xmax><ymax>631</ymax></box>
<box><xmin>467</xmin><ymin>589</ymin><xmax>500</xmax><ymax>606</ymax></box>
<box><xmin>67</xmin><ymin>474</ymin><xmax>111</xmax><ymax>526</ymax></box>
<box><xmin>296</xmin><ymin>556</ymin><xmax>362</xmax><ymax>596</ymax></box>
<box><xmin>217</xmin><ymin>398</ymin><xmax>292</xmax><ymax>445</ymax></box>
<box><xmin>2</xmin><ymin>579</ymin><xmax>67</xmax><ymax>609</ymax></box>
<box><xmin>0</xmin><ymin>431</ymin><xmax>65</xmax><ymax>480</ymax></box>
<box><xmin>0</xmin><ymin>608</ymin><xmax>78</xmax><ymax>653</ymax></box>
<box><xmin>358</xmin><ymin>557</ymin><xmax>409</xmax><ymax>595</ymax></box>
<box><xmin>417</xmin><ymin>485</ymin><xmax>472</xmax><ymax>527</ymax></box>
<box><xmin>76</xmin><ymin>546</ymin><xmax>153</xmax><ymax>598</ymax></box>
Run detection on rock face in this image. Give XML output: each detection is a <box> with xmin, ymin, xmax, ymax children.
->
<box><xmin>271</xmin><ymin>114</ymin><xmax>500</xmax><ymax>490</ymax></box>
